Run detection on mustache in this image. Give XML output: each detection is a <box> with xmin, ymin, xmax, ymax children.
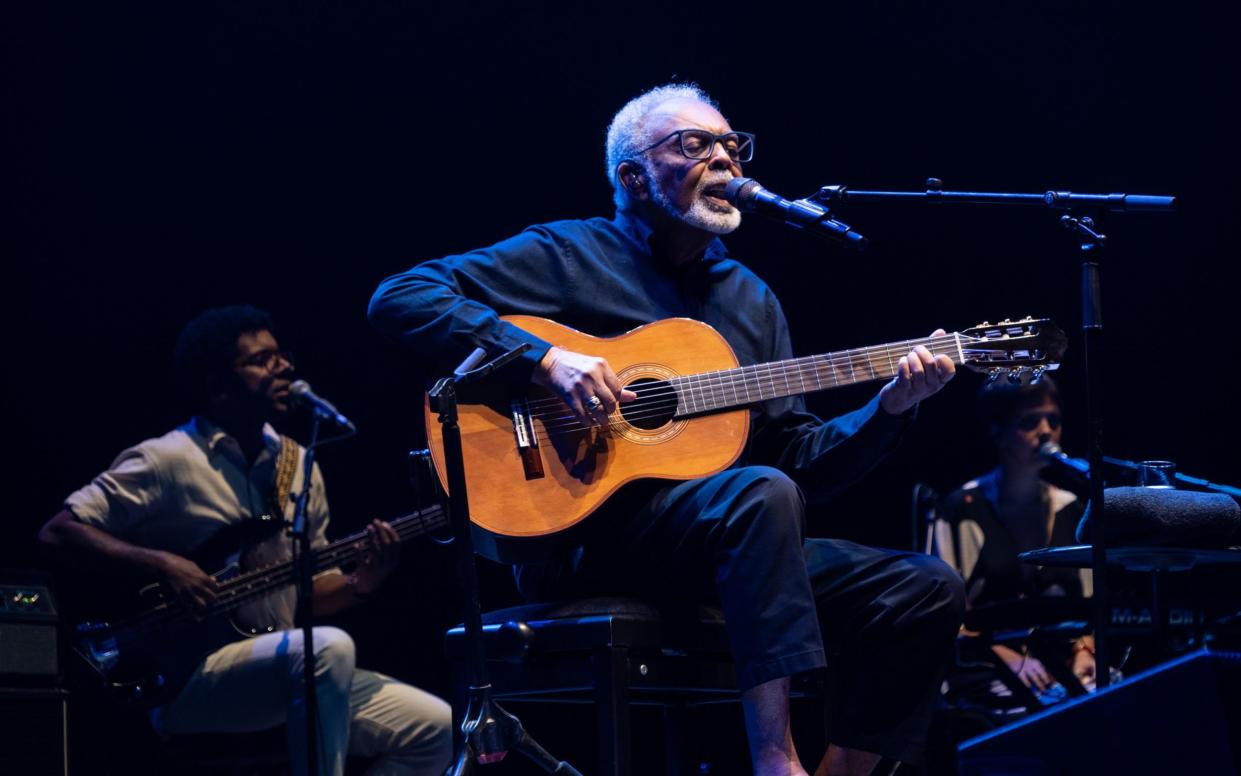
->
<box><xmin>698</xmin><ymin>173</ymin><xmax>736</xmax><ymax>189</ymax></box>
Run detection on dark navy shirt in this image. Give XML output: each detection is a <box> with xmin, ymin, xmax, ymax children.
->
<box><xmin>368</xmin><ymin>211</ymin><xmax>910</xmax><ymax>502</ymax></box>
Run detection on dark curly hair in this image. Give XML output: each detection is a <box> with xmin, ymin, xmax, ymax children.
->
<box><xmin>976</xmin><ymin>374</ymin><xmax>1061</xmax><ymax>432</ymax></box>
<box><xmin>172</xmin><ymin>305</ymin><xmax>275</xmax><ymax>412</ymax></box>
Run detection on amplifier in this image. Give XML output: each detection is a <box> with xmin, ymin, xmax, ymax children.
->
<box><xmin>0</xmin><ymin>583</ymin><xmax>59</xmax><ymax>678</ymax></box>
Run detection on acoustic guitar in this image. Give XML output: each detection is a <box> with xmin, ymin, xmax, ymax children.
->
<box><xmin>425</xmin><ymin>315</ymin><xmax>1066</xmax><ymax>561</ymax></box>
<box><xmin>72</xmin><ymin>504</ymin><xmax>447</xmax><ymax>705</ymax></box>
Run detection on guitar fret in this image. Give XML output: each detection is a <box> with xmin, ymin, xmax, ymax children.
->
<box><xmin>708</xmin><ymin>369</ymin><xmax>725</xmax><ymax>411</ymax></box>
<box><xmin>674</xmin><ymin>376</ymin><xmax>691</xmax><ymax>415</ymax></box>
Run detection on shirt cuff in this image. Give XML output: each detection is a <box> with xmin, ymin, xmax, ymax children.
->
<box><xmin>870</xmin><ymin>393</ymin><xmax>918</xmax><ymax>428</ymax></box>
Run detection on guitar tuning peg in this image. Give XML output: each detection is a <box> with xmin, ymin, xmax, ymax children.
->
<box><xmin>1030</xmin><ymin>366</ymin><xmax>1046</xmax><ymax>383</ymax></box>
<box><xmin>987</xmin><ymin>369</ymin><xmax>1002</xmax><ymax>383</ymax></box>
<box><xmin>1007</xmin><ymin>368</ymin><xmax>1025</xmax><ymax>384</ymax></box>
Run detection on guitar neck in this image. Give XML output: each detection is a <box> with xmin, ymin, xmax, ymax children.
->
<box><xmin>672</xmin><ymin>332</ymin><xmax>964</xmax><ymax>417</ymax></box>
<box><xmin>123</xmin><ymin>504</ymin><xmax>448</xmax><ymax>630</ymax></box>
<box><xmin>211</xmin><ymin>504</ymin><xmax>448</xmax><ymax>613</ymax></box>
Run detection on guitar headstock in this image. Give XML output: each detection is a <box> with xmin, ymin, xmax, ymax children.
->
<box><xmin>959</xmin><ymin>317</ymin><xmax>1067</xmax><ymax>383</ymax></box>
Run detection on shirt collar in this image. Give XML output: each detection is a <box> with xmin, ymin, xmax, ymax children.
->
<box><xmin>189</xmin><ymin>415</ymin><xmax>282</xmax><ymax>460</ymax></box>
<box><xmin>613</xmin><ymin>210</ymin><xmax>729</xmax><ymax>264</ymax></box>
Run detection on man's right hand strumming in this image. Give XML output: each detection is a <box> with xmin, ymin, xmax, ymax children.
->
<box><xmin>533</xmin><ymin>346</ymin><xmax>637</xmax><ymax>426</ymax></box>
<box><xmin>155</xmin><ymin>551</ymin><xmax>219</xmax><ymax>610</ymax></box>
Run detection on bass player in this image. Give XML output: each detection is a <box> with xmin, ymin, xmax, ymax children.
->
<box><xmin>39</xmin><ymin>304</ymin><xmax>451</xmax><ymax>776</ymax></box>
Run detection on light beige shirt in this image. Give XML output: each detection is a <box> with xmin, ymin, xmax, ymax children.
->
<box><xmin>931</xmin><ymin>469</ymin><xmax>1091</xmax><ymax>603</ymax></box>
<box><xmin>66</xmin><ymin>416</ymin><xmax>337</xmax><ymax>631</ymax></box>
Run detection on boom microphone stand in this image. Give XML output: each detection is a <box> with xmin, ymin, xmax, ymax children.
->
<box><xmin>814</xmin><ymin>179</ymin><xmax>1176</xmax><ymax>688</ymax></box>
<box><xmin>429</xmin><ymin>344</ymin><xmax>583</xmax><ymax>776</ymax></box>
<box><xmin>291</xmin><ymin>398</ymin><xmax>356</xmax><ymax>775</ymax></box>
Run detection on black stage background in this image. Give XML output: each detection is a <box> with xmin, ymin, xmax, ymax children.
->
<box><xmin>5</xmin><ymin>1</ymin><xmax>1239</xmax><ymax>771</ymax></box>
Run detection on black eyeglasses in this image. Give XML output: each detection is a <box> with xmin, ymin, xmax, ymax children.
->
<box><xmin>638</xmin><ymin>129</ymin><xmax>755</xmax><ymax>163</ymax></box>
<box><xmin>1014</xmin><ymin>411</ymin><xmax>1061</xmax><ymax>432</ymax></box>
<box><xmin>236</xmin><ymin>349</ymin><xmax>295</xmax><ymax>372</ymax></box>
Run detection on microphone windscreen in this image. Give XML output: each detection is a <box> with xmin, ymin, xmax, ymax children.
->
<box><xmin>724</xmin><ymin>177</ymin><xmax>762</xmax><ymax>210</ymax></box>
<box><xmin>1076</xmin><ymin>486</ymin><xmax>1241</xmax><ymax>547</ymax></box>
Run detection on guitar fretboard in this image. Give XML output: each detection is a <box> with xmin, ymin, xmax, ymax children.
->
<box><xmin>671</xmin><ymin>333</ymin><xmax>965</xmax><ymax>416</ymax></box>
<box><xmin>116</xmin><ymin>503</ymin><xmax>449</xmax><ymax>634</ymax></box>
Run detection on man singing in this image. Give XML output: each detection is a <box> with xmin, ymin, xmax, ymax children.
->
<box><xmin>40</xmin><ymin>305</ymin><xmax>452</xmax><ymax>776</ymax></box>
<box><xmin>369</xmin><ymin>85</ymin><xmax>965</xmax><ymax>774</ymax></box>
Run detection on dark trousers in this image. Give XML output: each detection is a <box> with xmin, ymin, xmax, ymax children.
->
<box><xmin>515</xmin><ymin>465</ymin><xmax>965</xmax><ymax>764</ymax></box>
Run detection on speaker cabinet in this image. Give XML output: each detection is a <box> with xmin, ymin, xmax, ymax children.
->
<box><xmin>0</xmin><ymin>687</ymin><xmax>69</xmax><ymax>775</ymax></box>
<box><xmin>959</xmin><ymin>649</ymin><xmax>1241</xmax><ymax>775</ymax></box>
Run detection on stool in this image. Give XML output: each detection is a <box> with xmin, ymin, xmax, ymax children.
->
<box><xmin>446</xmin><ymin>597</ymin><xmax>747</xmax><ymax>776</ymax></box>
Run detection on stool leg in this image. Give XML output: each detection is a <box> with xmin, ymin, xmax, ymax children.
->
<box><xmin>662</xmin><ymin>702</ymin><xmax>698</xmax><ymax>776</ymax></box>
<box><xmin>593</xmin><ymin>646</ymin><xmax>631</xmax><ymax>776</ymax></box>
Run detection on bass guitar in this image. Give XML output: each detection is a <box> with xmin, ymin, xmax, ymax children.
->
<box><xmin>72</xmin><ymin>504</ymin><xmax>447</xmax><ymax>704</ymax></box>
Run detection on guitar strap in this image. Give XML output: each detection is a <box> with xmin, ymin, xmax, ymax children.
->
<box><xmin>269</xmin><ymin>434</ymin><xmax>300</xmax><ymax>521</ymax></box>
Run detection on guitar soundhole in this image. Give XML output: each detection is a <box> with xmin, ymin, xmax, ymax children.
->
<box><xmin>620</xmin><ymin>378</ymin><xmax>679</xmax><ymax>430</ymax></box>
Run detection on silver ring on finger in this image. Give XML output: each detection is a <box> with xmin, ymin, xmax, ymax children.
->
<box><xmin>586</xmin><ymin>395</ymin><xmax>603</xmax><ymax>412</ymax></box>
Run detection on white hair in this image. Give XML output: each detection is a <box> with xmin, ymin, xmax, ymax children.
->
<box><xmin>604</xmin><ymin>83</ymin><xmax>719</xmax><ymax>210</ymax></box>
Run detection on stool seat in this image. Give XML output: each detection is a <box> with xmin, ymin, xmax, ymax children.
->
<box><xmin>450</xmin><ymin>596</ymin><xmax>728</xmax><ymax>657</ymax></box>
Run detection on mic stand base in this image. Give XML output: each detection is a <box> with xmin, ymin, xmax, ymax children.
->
<box><xmin>449</xmin><ymin>687</ymin><xmax>583</xmax><ymax>776</ymax></box>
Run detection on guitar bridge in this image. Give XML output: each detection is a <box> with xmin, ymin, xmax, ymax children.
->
<box><xmin>511</xmin><ymin>398</ymin><xmax>545</xmax><ymax>480</ymax></box>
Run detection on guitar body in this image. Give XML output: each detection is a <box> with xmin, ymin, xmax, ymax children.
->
<box><xmin>78</xmin><ymin>575</ymin><xmax>259</xmax><ymax>706</ymax></box>
<box><xmin>425</xmin><ymin>316</ymin><xmax>749</xmax><ymax>555</ymax></box>
<box><xmin>73</xmin><ymin>517</ymin><xmax>287</xmax><ymax>706</ymax></box>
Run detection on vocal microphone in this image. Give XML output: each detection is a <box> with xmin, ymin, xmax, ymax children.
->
<box><xmin>724</xmin><ymin>177</ymin><xmax>868</xmax><ymax>250</ymax></box>
<box><xmin>1039</xmin><ymin>441</ymin><xmax>1090</xmax><ymax>475</ymax></box>
<box><xmin>289</xmin><ymin>380</ymin><xmax>356</xmax><ymax>432</ymax></box>
<box><xmin>1038</xmin><ymin>441</ymin><xmax>1091</xmax><ymax>497</ymax></box>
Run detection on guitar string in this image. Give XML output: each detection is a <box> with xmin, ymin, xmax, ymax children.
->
<box><xmin>531</xmin><ymin>361</ymin><xmax>1047</xmax><ymax>438</ymax></box>
<box><xmin>521</xmin><ymin>340</ymin><xmax>1026</xmax><ymax>439</ymax></box>
<box><xmin>519</xmin><ymin>332</ymin><xmax>1046</xmax><ymax>423</ymax></box>
<box><xmin>522</xmin><ymin>340</ymin><xmax>968</xmax><ymax>429</ymax></box>
<box><xmin>113</xmin><ymin>509</ymin><xmax>448</xmax><ymax>632</ymax></box>
<box><xmin>121</xmin><ymin>516</ymin><xmax>439</xmax><ymax>631</ymax></box>
<box><xmin>515</xmin><ymin>335</ymin><xmax>970</xmax><ymax>416</ymax></box>
<box><xmin>528</xmin><ymin>342</ymin><xmax>1017</xmax><ymax>438</ymax></box>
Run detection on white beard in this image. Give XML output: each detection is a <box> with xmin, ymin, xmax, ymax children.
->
<box><xmin>651</xmin><ymin>174</ymin><xmax>741</xmax><ymax>235</ymax></box>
